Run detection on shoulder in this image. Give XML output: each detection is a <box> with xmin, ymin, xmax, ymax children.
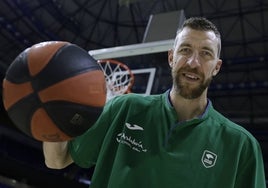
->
<box><xmin>102</xmin><ymin>93</ymin><xmax>167</xmax><ymax>118</ymax></box>
<box><xmin>108</xmin><ymin>93</ymin><xmax>164</xmax><ymax>107</ymax></box>
<box><xmin>208</xmin><ymin>106</ymin><xmax>259</xmax><ymax>145</ymax></box>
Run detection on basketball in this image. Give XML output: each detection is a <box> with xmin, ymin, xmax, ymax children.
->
<box><xmin>2</xmin><ymin>41</ymin><xmax>106</xmax><ymax>142</ymax></box>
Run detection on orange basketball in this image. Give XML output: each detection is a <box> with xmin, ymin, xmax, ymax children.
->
<box><xmin>2</xmin><ymin>41</ymin><xmax>106</xmax><ymax>142</ymax></box>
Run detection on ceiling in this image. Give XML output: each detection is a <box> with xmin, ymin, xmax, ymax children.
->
<box><xmin>0</xmin><ymin>0</ymin><xmax>267</xmax><ymax>65</ymax></box>
<box><xmin>0</xmin><ymin>0</ymin><xmax>267</xmax><ymax>187</ymax></box>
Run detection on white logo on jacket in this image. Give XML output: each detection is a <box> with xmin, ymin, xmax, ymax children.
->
<box><xmin>125</xmin><ymin>122</ymin><xmax>144</xmax><ymax>130</ymax></box>
<box><xmin>116</xmin><ymin>123</ymin><xmax>147</xmax><ymax>153</ymax></box>
<box><xmin>201</xmin><ymin>150</ymin><xmax>217</xmax><ymax>168</ymax></box>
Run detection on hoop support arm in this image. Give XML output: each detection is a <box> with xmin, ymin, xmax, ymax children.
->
<box><xmin>89</xmin><ymin>39</ymin><xmax>174</xmax><ymax>60</ymax></box>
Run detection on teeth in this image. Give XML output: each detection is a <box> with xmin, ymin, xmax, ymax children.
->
<box><xmin>185</xmin><ymin>73</ymin><xmax>198</xmax><ymax>80</ymax></box>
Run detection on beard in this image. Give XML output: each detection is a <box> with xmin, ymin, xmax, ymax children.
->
<box><xmin>172</xmin><ymin>67</ymin><xmax>212</xmax><ymax>99</ymax></box>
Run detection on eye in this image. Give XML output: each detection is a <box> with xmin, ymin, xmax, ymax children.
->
<box><xmin>178</xmin><ymin>47</ymin><xmax>191</xmax><ymax>55</ymax></box>
<box><xmin>200</xmin><ymin>50</ymin><xmax>213</xmax><ymax>58</ymax></box>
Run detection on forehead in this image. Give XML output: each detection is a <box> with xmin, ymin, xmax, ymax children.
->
<box><xmin>176</xmin><ymin>27</ymin><xmax>218</xmax><ymax>50</ymax></box>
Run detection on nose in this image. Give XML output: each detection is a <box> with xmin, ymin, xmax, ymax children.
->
<box><xmin>186</xmin><ymin>52</ymin><xmax>200</xmax><ymax>68</ymax></box>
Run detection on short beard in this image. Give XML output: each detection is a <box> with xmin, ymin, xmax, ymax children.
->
<box><xmin>172</xmin><ymin>69</ymin><xmax>212</xmax><ymax>99</ymax></box>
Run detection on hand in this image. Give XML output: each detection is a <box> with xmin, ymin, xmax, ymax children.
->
<box><xmin>43</xmin><ymin>141</ymin><xmax>73</xmax><ymax>169</ymax></box>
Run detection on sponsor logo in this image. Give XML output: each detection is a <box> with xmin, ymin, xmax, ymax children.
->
<box><xmin>125</xmin><ymin>123</ymin><xmax>144</xmax><ymax>131</ymax></box>
<box><xmin>116</xmin><ymin>132</ymin><xmax>147</xmax><ymax>153</ymax></box>
<box><xmin>201</xmin><ymin>150</ymin><xmax>217</xmax><ymax>168</ymax></box>
<box><xmin>116</xmin><ymin>122</ymin><xmax>147</xmax><ymax>153</ymax></box>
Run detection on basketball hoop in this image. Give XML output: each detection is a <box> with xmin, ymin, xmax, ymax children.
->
<box><xmin>98</xmin><ymin>59</ymin><xmax>134</xmax><ymax>101</ymax></box>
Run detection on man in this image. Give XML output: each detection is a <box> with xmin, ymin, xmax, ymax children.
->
<box><xmin>43</xmin><ymin>17</ymin><xmax>266</xmax><ymax>187</ymax></box>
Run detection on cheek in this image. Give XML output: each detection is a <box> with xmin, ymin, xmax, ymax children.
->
<box><xmin>206</xmin><ymin>65</ymin><xmax>217</xmax><ymax>78</ymax></box>
<box><xmin>172</xmin><ymin>56</ymin><xmax>188</xmax><ymax>68</ymax></box>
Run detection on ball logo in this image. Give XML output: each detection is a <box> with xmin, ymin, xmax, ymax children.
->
<box><xmin>201</xmin><ymin>150</ymin><xmax>217</xmax><ymax>168</ymax></box>
<box><xmin>70</xmin><ymin>113</ymin><xmax>84</xmax><ymax>125</ymax></box>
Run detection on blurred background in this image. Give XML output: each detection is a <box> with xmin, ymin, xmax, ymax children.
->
<box><xmin>0</xmin><ymin>0</ymin><xmax>267</xmax><ymax>187</ymax></box>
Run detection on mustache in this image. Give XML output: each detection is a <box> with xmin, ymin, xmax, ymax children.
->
<box><xmin>178</xmin><ymin>67</ymin><xmax>202</xmax><ymax>75</ymax></box>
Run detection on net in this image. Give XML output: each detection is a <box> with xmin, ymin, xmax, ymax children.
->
<box><xmin>98</xmin><ymin>59</ymin><xmax>134</xmax><ymax>101</ymax></box>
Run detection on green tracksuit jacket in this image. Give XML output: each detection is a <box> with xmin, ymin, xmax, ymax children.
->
<box><xmin>69</xmin><ymin>91</ymin><xmax>266</xmax><ymax>188</ymax></box>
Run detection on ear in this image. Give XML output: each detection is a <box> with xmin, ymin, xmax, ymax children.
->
<box><xmin>168</xmin><ymin>49</ymin><xmax>174</xmax><ymax>68</ymax></box>
<box><xmin>212</xmin><ymin>59</ymin><xmax>222</xmax><ymax>76</ymax></box>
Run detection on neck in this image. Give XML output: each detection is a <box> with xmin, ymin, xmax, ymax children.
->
<box><xmin>169</xmin><ymin>88</ymin><xmax>208</xmax><ymax>122</ymax></box>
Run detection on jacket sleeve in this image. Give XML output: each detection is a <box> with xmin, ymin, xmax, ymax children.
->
<box><xmin>68</xmin><ymin>98</ymin><xmax>115</xmax><ymax>168</ymax></box>
<box><xmin>235</xmin><ymin>137</ymin><xmax>266</xmax><ymax>188</ymax></box>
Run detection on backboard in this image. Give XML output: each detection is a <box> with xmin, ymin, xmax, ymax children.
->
<box><xmin>113</xmin><ymin>67</ymin><xmax>156</xmax><ymax>95</ymax></box>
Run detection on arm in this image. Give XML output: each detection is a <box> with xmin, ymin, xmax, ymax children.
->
<box><xmin>235</xmin><ymin>139</ymin><xmax>266</xmax><ymax>188</ymax></box>
<box><xmin>42</xmin><ymin>99</ymin><xmax>115</xmax><ymax>169</ymax></box>
<box><xmin>43</xmin><ymin>141</ymin><xmax>73</xmax><ymax>169</ymax></box>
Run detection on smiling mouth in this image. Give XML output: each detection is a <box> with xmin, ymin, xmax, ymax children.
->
<box><xmin>182</xmin><ymin>73</ymin><xmax>200</xmax><ymax>81</ymax></box>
